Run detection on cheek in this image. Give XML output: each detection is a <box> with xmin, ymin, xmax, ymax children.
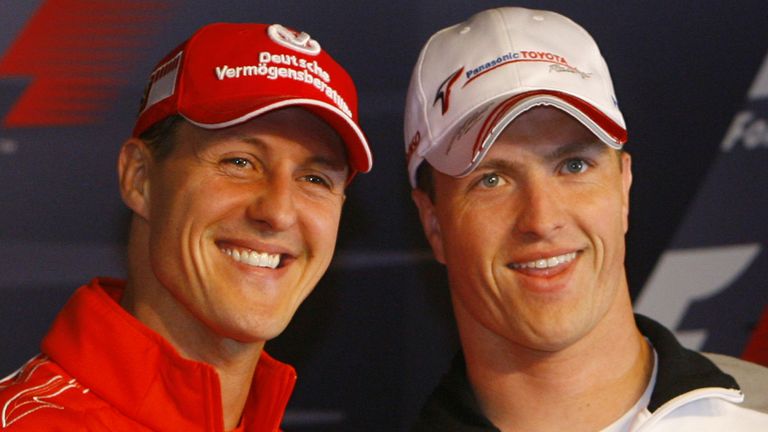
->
<box><xmin>147</xmin><ymin>190</ymin><xmax>186</xmax><ymax>252</ymax></box>
<box><xmin>157</xmin><ymin>177</ymin><xmax>244</xmax><ymax>223</ymax></box>
<box><xmin>303</xmin><ymin>200</ymin><xmax>343</xmax><ymax>255</ymax></box>
<box><xmin>149</xmin><ymin>193</ymin><xmax>197</xmax><ymax>244</ymax></box>
<box><xmin>148</xmin><ymin>173</ymin><xmax>199</xmax><ymax>225</ymax></box>
<box><xmin>585</xmin><ymin>192</ymin><xmax>628</xmax><ymax>264</ymax></box>
<box><xmin>147</xmin><ymin>180</ymin><xmax>234</xmax><ymax>270</ymax></box>
<box><xmin>439</xmin><ymin>206</ymin><xmax>500</xmax><ymax>270</ymax></box>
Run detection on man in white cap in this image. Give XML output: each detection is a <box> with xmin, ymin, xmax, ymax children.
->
<box><xmin>404</xmin><ymin>7</ymin><xmax>768</xmax><ymax>431</ymax></box>
<box><xmin>0</xmin><ymin>23</ymin><xmax>371</xmax><ymax>431</ymax></box>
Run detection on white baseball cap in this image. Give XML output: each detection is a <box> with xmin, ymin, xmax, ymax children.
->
<box><xmin>404</xmin><ymin>7</ymin><xmax>627</xmax><ymax>187</ymax></box>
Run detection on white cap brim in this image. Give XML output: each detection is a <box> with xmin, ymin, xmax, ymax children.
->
<box><xmin>422</xmin><ymin>92</ymin><xmax>627</xmax><ymax>180</ymax></box>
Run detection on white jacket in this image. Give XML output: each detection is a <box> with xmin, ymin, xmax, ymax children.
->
<box><xmin>630</xmin><ymin>315</ymin><xmax>768</xmax><ymax>431</ymax></box>
<box><xmin>631</xmin><ymin>383</ymin><xmax>767</xmax><ymax>430</ymax></box>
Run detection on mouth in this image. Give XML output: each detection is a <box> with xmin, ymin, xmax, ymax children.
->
<box><xmin>220</xmin><ymin>247</ymin><xmax>282</xmax><ymax>269</ymax></box>
<box><xmin>509</xmin><ymin>251</ymin><xmax>578</xmax><ymax>270</ymax></box>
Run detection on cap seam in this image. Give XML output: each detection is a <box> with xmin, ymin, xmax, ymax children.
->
<box><xmin>418</xmin><ymin>25</ymin><xmax>456</xmax><ymax>155</ymax></box>
<box><xmin>493</xmin><ymin>8</ymin><xmax>522</xmax><ymax>90</ymax></box>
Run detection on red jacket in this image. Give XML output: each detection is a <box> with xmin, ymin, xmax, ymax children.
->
<box><xmin>0</xmin><ymin>278</ymin><xmax>296</xmax><ymax>431</ymax></box>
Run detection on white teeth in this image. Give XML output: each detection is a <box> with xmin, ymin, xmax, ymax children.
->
<box><xmin>511</xmin><ymin>252</ymin><xmax>577</xmax><ymax>270</ymax></box>
<box><xmin>221</xmin><ymin>248</ymin><xmax>280</xmax><ymax>269</ymax></box>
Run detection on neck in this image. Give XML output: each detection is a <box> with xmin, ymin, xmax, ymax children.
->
<box><xmin>122</xmin><ymin>222</ymin><xmax>263</xmax><ymax>430</ymax></box>
<box><xmin>121</xmin><ymin>278</ymin><xmax>263</xmax><ymax>430</ymax></box>
<box><xmin>458</xmin><ymin>289</ymin><xmax>653</xmax><ymax>432</ymax></box>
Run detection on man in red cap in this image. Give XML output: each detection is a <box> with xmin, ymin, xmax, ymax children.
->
<box><xmin>404</xmin><ymin>7</ymin><xmax>768</xmax><ymax>431</ymax></box>
<box><xmin>0</xmin><ymin>22</ymin><xmax>372</xmax><ymax>431</ymax></box>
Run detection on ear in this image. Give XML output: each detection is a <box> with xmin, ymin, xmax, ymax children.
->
<box><xmin>620</xmin><ymin>151</ymin><xmax>633</xmax><ymax>233</ymax></box>
<box><xmin>118</xmin><ymin>138</ymin><xmax>152</xmax><ymax>220</ymax></box>
<box><xmin>411</xmin><ymin>188</ymin><xmax>446</xmax><ymax>264</ymax></box>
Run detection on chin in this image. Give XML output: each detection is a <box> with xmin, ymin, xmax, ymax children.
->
<box><xmin>521</xmin><ymin>322</ymin><xmax>589</xmax><ymax>353</ymax></box>
<box><xmin>530</xmin><ymin>337</ymin><xmax>579</xmax><ymax>353</ymax></box>
<box><xmin>222</xmin><ymin>328</ymin><xmax>285</xmax><ymax>345</ymax></box>
<box><xmin>210</xmin><ymin>313</ymin><xmax>293</xmax><ymax>344</ymax></box>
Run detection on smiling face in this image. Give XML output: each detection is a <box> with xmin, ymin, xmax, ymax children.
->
<box><xmin>121</xmin><ymin>107</ymin><xmax>348</xmax><ymax>345</ymax></box>
<box><xmin>413</xmin><ymin>106</ymin><xmax>633</xmax><ymax>353</ymax></box>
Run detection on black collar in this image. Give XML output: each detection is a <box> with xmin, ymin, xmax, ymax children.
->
<box><xmin>635</xmin><ymin>314</ymin><xmax>739</xmax><ymax>411</ymax></box>
<box><xmin>412</xmin><ymin>315</ymin><xmax>739</xmax><ymax>430</ymax></box>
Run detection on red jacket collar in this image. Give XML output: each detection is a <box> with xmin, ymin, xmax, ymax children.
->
<box><xmin>41</xmin><ymin>278</ymin><xmax>296</xmax><ymax>431</ymax></box>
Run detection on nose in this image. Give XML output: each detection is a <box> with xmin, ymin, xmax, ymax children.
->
<box><xmin>246</xmin><ymin>174</ymin><xmax>298</xmax><ymax>232</ymax></box>
<box><xmin>513</xmin><ymin>178</ymin><xmax>565</xmax><ymax>240</ymax></box>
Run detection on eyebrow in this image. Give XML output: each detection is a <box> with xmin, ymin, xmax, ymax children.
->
<box><xmin>475</xmin><ymin>157</ymin><xmax>518</xmax><ymax>173</ymax></box>
<box><xmin>544</xmin><ymin>139</ymin><xmax>605</xmax><ymax>161</ymax></box>
<box><xmin>238</xmin><ymin>136</ymin><xmax>349</xmax><ymax>174</ymax></box>
<box><xmin>305</xmin><ymin>154</ymin><xmax>349</xmax><ymax>175</ymax></box>
<box><xmin>475</xmin><ymin>139</ymin><xmax>606</xmax><ymax>172</ymax></box>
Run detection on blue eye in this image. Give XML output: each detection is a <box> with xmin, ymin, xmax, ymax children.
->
<box><xmin>480</xmin><ymin>173</ymin><xmax>502</xmax><ymax>188</ymax></box>
<box><xmin>562</xmin><ymin>158</ymin><xmax>588</xmax><ymax>174</ymax></box>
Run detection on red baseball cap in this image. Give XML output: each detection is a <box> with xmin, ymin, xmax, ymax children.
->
<box><xmin>134</xmin><ymin>23</ymin><xmax>372</xmax><ymax>174</ymax></box>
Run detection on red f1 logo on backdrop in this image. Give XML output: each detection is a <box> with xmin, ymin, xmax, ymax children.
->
<box><xmin>0</xmin><ymin>0</ymin><xmax>172</xmax><ymax>128</ymax></box>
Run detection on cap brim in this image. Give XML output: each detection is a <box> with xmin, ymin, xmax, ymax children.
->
<box><xmin>424</xmin><ymin>91</ymin><xmax>627</xmax><ymax>178</ymax></box>
<box><xmin>182</xmin><ymin>97</ymin><xmax>373</xmax><ymax>174</ymax></box>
